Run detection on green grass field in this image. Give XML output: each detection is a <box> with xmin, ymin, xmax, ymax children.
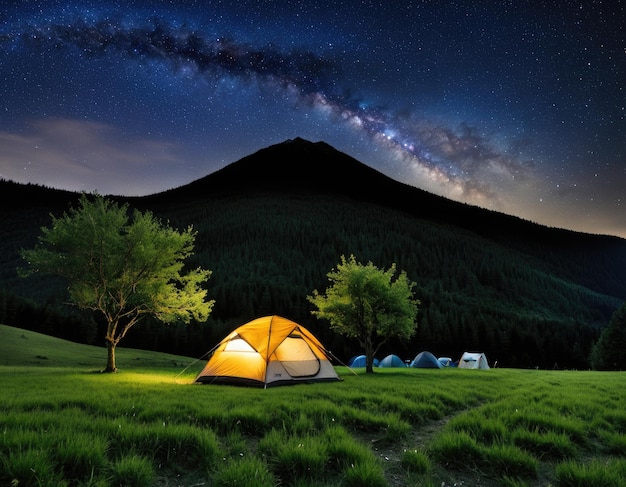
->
<box><xmin>1</xmin><ymin>324</ymin><xmax>625</xmax><ymax>487</ymax></box>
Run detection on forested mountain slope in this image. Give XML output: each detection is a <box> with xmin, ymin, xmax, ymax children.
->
<box><xmin>1</xmin><ymin>138</ymin><xmax>625</xmax><ymax>368</ymax></box>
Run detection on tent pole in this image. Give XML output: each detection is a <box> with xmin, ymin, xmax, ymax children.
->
<box><xmin>327</xmin><ymin>350</ymin><xmax>359</xmax><ymax>376</ymax></box>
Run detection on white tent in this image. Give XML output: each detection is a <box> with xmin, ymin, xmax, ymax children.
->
<box><xmin>458</xmin><ymin>352</ymin><xmax>490</xmax><ymax>370</ymax></box>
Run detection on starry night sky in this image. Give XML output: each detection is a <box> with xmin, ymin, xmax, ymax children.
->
<box><xmin>1</xmin><ymin>1</ymin><xmax>624</xmax><ymax>237</ymax></box>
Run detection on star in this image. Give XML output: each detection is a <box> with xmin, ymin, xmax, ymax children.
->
<box><xmin>0</xmin><ymin>0</ymin><xmax>624</xmax><ymax>237</ymax></box>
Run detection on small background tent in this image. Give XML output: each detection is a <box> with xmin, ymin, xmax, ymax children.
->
<box><xmin>410</xmin><ymin>351</ymin><xmax>443</xmax><ymax>368</ymax></box>
<box><xmin>348</xmin><ymin>355</ymin><xmax>379</xmax><ymax>368</ymax></box>
<box><xmin>458</xmin><ymin>352</ymin><xmax>490</xmax><ymax>370</ymax></box>
<box><xmin>195</xmin><ymin>315</ymin><xmax>340</xmax><ymax>387</ymax></box>
<box><xmin>379</xmin><ymin>354</ymin><xmax>406</xmax><ymax>368</ymax></box>
<box><xmin>438</xmin><ymin>357</ymin><xmax>453</xmax><ymax>367</ymax></box>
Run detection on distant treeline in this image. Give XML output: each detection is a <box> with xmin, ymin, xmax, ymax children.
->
<box><xmin>2</xmin><ymin>179</ymin><xmax>624</xmax><ymax>370</ymax></box>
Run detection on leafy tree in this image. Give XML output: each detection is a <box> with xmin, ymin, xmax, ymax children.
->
<box><xmin>19</xmin><ymin>193</ymin><xmax>214</xmax><ymax>372</ymax></box>
<box><xmin>590</xmin><ymin>302</ymin><xmax>626</xmax><ymax>371</ymax></box>
<box><xmin>308</xmin><ymin>254</ymin><xmax>419</xmax><ymax>373</ymax></box>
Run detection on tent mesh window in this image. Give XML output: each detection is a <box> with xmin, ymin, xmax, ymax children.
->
<box><xmin>274</xmin><ymin>335</ymin><xmax>320</xmax><ymax>377</ymax></box>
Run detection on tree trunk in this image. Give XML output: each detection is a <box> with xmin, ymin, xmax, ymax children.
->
<box><xmin>365</xmin><ymin>332</ymin><xmax>375</xmax><ymax>373</ymax></box>
<box><xmin>365</xmin><ymin>348</ymin><xmax>375</xmax><ymax>373</ymax></box>
<box><xmin>105</xmin><ymin>340</ymin><xmax>117</xmax><ymax>373</ymax></box>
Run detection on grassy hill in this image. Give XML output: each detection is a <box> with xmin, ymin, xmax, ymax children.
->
<box><xmin>1</xmin><ymin>138</ymin><xmax>625</xmax><ymax>369</ymax></box>
<box><xmin>2</xmin><ymin>323</ymin><xmax>626</xmax><ymax>486</ymax></box>
<box><xmin>0</xmin><ymin>324</ymin><xmax>199</xmax><ymax>372</ymax></box>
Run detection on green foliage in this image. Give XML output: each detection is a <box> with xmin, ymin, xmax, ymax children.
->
<box><xmin>501</xmin><ymin>477</ymin><xmax>532</xmax><ymax>487</ymax></box>
<box><xmin>600</xmin><ymin>431</ymin><xmax>626</xmax><ymax>455</ymax></box>
<box><xmin>428</xmin><ymin>430</ymin><xmax>485</xmax><ymax>468</ymax></box>
<box><xmin>342</xmin><ymin>461</ymin><xmax>387</xmax><ymax>487</ymax></box>
<box><xmin>0</xmin><ymin>324</ymin><xmax>197</xmax><ymax>369</ymax></box>
<box><xmin>18</xmin><ymin>193</ymin><xmax>214</xmax><ymax>372</ymax></box>
<box><xmin>2</xmin><ymin>181</ymin><xmax>626</xmax><ymax>368</ymax></box>
<box><xmin>590</xmin><ymin>302</ymin><xmax>626</xmax><ymax>370</ymax></box>
<box><xmin>111</xmin><ymin>418</ymin><xmax>220</xmax><ymax>470</ymax></box>
<box><xmin>1</xmin><ymin>448</ymin><xmax>61</xmax><ymax>487</ymax></box>
<box><xmin>506</xmin><ymin>410</ymin><xmax>588</xmax><ymax>447</ymax></box>
<box><xmin>258</xmin><ymin>429</ymin><xmax>334</xmax><ymax>483</ymax></box>
<box><xmin>428</xmin><ymin>431</ymin><xmax>539</xmax><ymax>478</ymax></box>
<box><xmin>323</xmin><ymin>426</ymin><xmax>374</xmax><ymax>471</ymax></box>
<box><xmin>511</xmin><ymin>428</ymin><xmax>578</xmax><ymax>460</ymax></box>
<box><xmin>446</xmin><ymin>412</ymin><xmax>508</xmax><ymax>444</ymax></box>
<box><xmin>483</xmin><ymin>443</ymin><xmax>538</xmax><ymax>478</ymax></box>
<box><xmin>555</xmin><ymin>459</ymin><xmax>626</xmax><ymax>487</ymax></box>
<box><xmin>214</xmin><ymin>457</ymin><xmax>275</xmax><ymax>487</ymax></box>
<box><xmin>382</xmin><ymin>412</ymin><xmax>412</xmax><ymax>441</ymax></box>
<box><xmin>108</xmin><ymin>454</ymin><xmax>155</xmax><ymax>487</ymax></box>
<box><xmin>308</xmin><ymin>254</ymin><xmax>419</xmax><ymax>372</ymax></box>
<box><xmin>53</xmin><ymin>432</ymin><xmax>108</xmax><ymax>481</ymax></box>
<box><xmin>400</xmin><ymin>448</ymin><xmax>430</xmax><ymax>474</ymax></box>
<box><xmin>2</xmin><ymin>333</ymin><xmax>626</xmax><ymax>487</ymax></box>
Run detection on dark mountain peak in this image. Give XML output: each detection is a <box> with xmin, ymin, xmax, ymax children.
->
<box><xmin>155</xmin><ymin>137</ymin><xmax>402</xmax><ymax>198</ymax></box>
<box><xmin>279</xmin><ymin>136</ymin><xmax>315</xmax><ymax>146</ymax></box>
<box><xmin>147</xmin><ymin>137</ymin><xmax>617</xmax><ymax>245</ymax></box>
<box><xmin>278</xmin><ymin>136</ymin><xmax>331</xmax><ymax>149</ymax></box>
<box><xmin>237</xmin><ymin>136</ymin><xmax>377</xmax><ymax>178</ymax></box>
<box><xmin>148</xmin><ymin>136</ymin><xmax>516</xmax><ymax>235</ymax></box>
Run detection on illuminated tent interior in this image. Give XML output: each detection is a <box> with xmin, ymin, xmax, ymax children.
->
<box><xmin>194</xmin><ymin>315</ymin><xmax>340</xmax><ymax>387</ymax></box>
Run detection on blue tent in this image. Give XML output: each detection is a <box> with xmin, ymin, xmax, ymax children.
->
<box><xmin>410</xmin><ymin>351</ymin><xmax>443</xmax><ymax>369</ymax></box>
<box><xmin>348</xmin><ymin>354</ymin><xmax>379</xmax><ymax>368</ymax></box>
<box><xmin>379</xmin><ymin>354</ymin><xmax>406</xmax><ymax>368</ymax></box>
<box><xmin>438</xmin><ymin>357</ymin><xmax>453</xmax><ymax>367</ymax></box>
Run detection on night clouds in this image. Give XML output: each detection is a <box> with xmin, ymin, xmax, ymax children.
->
<box><xmin>1</xmin><ymin>1</ymin><xmax>624</xmax><ymax>237</ymax></box>
<box><xmin>0</xmin><ymin>118</ymin><xmax>191</xmax><ymax>195</ymax></box>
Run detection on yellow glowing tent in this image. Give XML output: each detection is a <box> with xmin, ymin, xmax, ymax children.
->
<box><xmin>194</xmin><ymin>315</ymin><xmax>340</xmax><ymax>387</ymax></box>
